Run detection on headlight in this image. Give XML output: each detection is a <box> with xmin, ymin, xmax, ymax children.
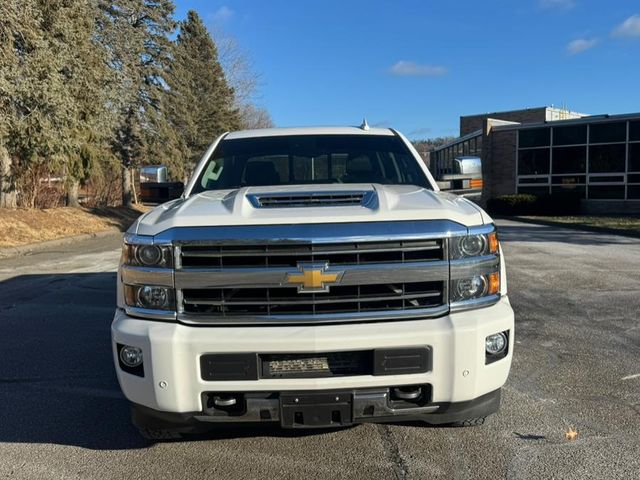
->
<box><xmin>449</xmin><ymin>228</ymin><xmax>501</xmax><ymax>310</ymax></box>
<box><xmin>451</xmin><ymin>272</ymin><xmax>500</xmax><ymax>303</ymax></box>
<box><xmin>124</xmin><ymin>285</ymin><xmax>175</xmax><ymax>310</ymax></box>
<box><xmin>137</xmin><ymin>245</ymin><xmax>163</xmax><ymax>266</ymax></box>
<box><xmin>454</xmin><ymin>275</ymin><xmax>488</xmax><ymax>300</ymax></box>
<box><xmin>122</xmin><ymin>241</ymin><xmax>173</xmax><ymax>268</ymax></box>
<box><xmin>450</xmin><ymin>232</ymin><xmax>499</xmax><ymax>259</ymax></box>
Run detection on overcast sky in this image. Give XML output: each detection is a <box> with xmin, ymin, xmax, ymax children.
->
<box><xmin>174</xmin><ymin>0</ymin><xmax>640</xmax><ymax>139</ymax></box>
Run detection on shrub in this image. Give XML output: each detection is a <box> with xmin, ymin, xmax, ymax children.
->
<box><xmin>487</xmin><ymin>194</ymin><xmax>538</xmax><ymax>215</ymax></box>
<box><xmin>487</xmin><ymin>192</ymin><xmax>581</xmax><ymax>216</ymax></box>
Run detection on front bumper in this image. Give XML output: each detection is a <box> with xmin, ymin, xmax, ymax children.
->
<box><xmin>130</xmin><ymin>389</ymin><xmax>502</xmax><ymax>431</ymax></box>
<box><xmin>112</xmin><ymin>296</ymin><xmax>514</xmax><ymax>421</ymax></box>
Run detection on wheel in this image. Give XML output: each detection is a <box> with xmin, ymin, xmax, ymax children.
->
<box><xmin>137</xmin><ymin>426</ymin><xmax>183</xmax><ymax>440</ymax></box>
<box><xmin>448</xmin><ymin>416</ymin><xmax>487</xmax><ymax>427</ymax></box>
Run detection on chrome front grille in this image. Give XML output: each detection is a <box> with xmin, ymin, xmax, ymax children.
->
<box><xmin>182</xmin><ymin>281</ymin><xmax>444</xmax><ymax>316</ymax></box>
<box><xmin>179</xmin><ymin>239</ymin><xmax>444</xmax><ymax>269</ymax></box>
<box><xmin>164</xmin><ymin>220</ymin><xmax>467</xmax><ymax>325</ymax></box>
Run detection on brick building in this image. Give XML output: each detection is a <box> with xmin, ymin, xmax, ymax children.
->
<box><xmin>431</xmin><ymin>107</ymin><xmax>640</xmax><ymax>212</ymax></box>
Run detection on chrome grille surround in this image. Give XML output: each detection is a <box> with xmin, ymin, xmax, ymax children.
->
<box><xmin>122</xmin><ymin>221</ymin><xmax>500</xmax><ymax>325</ymax></box>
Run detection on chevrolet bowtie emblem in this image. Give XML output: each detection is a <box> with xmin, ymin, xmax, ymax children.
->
<box><xmin>287</xmin><ymin>262</ymin><xmax>344</xmax><ymax>293</ymax></box>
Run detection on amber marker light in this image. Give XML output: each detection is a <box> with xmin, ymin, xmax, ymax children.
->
<box><xmin>488</xmin><ymin>232</ymin><xmax>499</xmax><ymax>254</ymax></box>
<box><xmin>488</xmin><ymin>272</ymin><xmax>500</xmax><ymax>295</ymax></box>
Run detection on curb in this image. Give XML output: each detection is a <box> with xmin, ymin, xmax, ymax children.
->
<box><xmin>0</xmin><ymin>228</ymin><xmax>123</xmax><ymax>259</ymax></box>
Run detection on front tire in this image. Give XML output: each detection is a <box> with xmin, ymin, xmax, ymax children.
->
<box><xmin>448</xmin><ymin>416</ymin><xmax>487</xmax><ymax>427</ymax></box>
<box><xmin>131</xmin><ymin>403</ymin><xmax>201</xmax><ymax>441</ymax></box>
<box><xmin>137</xmin><ymin>426</ymin><xmax>183</xmax><ymax>440</ymax></box>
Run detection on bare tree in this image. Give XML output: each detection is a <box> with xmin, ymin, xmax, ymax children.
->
<box><xmin>210</xmin><ymin>26</ymin><xmax>274</xmax><ymax>129</ymax></box>
<box><xmin>211</xmin><ymin>27</ymin><xmax>258</xmax><ymax>103</ymax></box>
<box><xmin>239</xmin><ymin>103</ymin><xmax>274</xmax><ymax>129</ymax></box>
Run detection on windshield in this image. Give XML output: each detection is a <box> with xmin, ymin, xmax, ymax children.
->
<box><xmin>191</xmin><ymin>134</ymin><xmax>431</xmax><ymax>192</ymax></box>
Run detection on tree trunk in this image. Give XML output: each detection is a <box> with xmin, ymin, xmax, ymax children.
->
<box><xmin>0</xmin><ymin>146</ymin><xmax>17</xmax><ymax>209</ymax></box>
<box><xmin>122</xmin><ymin>164</ymin><xmax>133</xmax><ymax>208</ymax></box>
<box><xmin>66</xmin><ymin>179</ymin><xmax>80</xmax><ymax>208</ymax></box>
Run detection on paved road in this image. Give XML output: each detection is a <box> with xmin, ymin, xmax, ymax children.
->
<box><xmin>0</xmin><ymin>221</ymin><xmax>639</xmax><ymax>479</ymax></box>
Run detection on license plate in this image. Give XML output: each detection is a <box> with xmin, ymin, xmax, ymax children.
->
<box><xmin>280</xmin><ymin>391</ymin><xmax>353</xmax><ymax>428</ymax></box>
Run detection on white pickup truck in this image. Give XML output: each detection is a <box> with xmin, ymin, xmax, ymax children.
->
<box><xmin>113</xmin><ymin>126</ymin><xmax>514</xmax><ymax>439</ymax></box>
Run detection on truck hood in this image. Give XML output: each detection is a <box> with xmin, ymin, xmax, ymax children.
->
<box><xmin>132</xmin><ymin>184</ymin><xmax>487</xmax><ymax>236</ymax></box>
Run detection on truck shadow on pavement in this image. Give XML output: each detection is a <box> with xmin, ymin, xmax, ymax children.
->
<box><xmin>0</xmin><ymin>272</ymin><xmax>411</xmax><ymax>449</ymax></box>
<box><xmin>0</xmin><ymin>272</ymin><xmax>151</xmax><ymax>450</ymax></box>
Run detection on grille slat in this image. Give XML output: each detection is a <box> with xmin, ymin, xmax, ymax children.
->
<box><xmin>182</xmin><ymin>281</ymin><xmax>443</xmax><ymax>316</ymax></box>
<box><xmin>181</xmin><ymin>244</ymin><xmax>440</xmax><ymax>258</ymax></box>
<box><xmin>183</xmin><ymin>291</ymin><xmax>441</xmax><ymax>306</ymax></box>
<box><xmin>180</xmin><ymin>239</ymin><xmax>444</xmax><ymax>268</ymax></box>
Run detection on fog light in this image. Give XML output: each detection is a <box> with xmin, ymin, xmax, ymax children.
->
<box><xmin>485</xmin><ymin>332</ymin><xmax>507</xmax><ymax>355</ymax></box>
<box><xmin>137</xmin><ymin>285</ymin><xmax>170</xmax><ymax>309</ymax></box>
<box><xmin>119</xmin><ymin>345</ymin><xmax>143</xmax><ymax>367</ymax></box>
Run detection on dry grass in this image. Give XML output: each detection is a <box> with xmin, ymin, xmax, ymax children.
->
<box><xmin>0</xmin><ymin>205</ymin><xmax>149</xmax><ymax>249</ymax></box>
<box><xmin>564</xmin><ymin>426</ymin><xmax>579</xmax><ymax>441</ymax></box>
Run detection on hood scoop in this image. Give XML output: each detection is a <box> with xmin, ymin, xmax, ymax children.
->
<box><xmin>247</xmin><ymin>190</ymin><xmax>377</xmax><ymax>209</ymax></box>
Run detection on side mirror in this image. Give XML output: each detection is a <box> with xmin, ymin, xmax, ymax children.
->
<box><xmin>139</xmin><ymin>165</ymin><xmax>184</xmax><ymax>204</ymax></box>
<box><xmin>140</xmin><ymin>181</ymin><xmax>183</xmax><ymax>204</ymax></box>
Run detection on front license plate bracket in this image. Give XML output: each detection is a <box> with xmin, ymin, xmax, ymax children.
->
<box><xmin>280</xmin><ymin>391</ymin><xmax>353</xmax><ymax>428</ymax></box>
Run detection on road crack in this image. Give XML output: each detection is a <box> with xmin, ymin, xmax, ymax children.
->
<box><xmin>377</xmin><ymin>424</ymin><xmax>409</xmax><ymax>480</ymax></box>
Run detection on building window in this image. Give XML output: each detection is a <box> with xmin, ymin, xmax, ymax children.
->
<box><xmin>589</xmin><ymin>175</ymin><xmax>624</xmax><ymax>183</ymax></box>
<box><xmin>516</xmin><ymin>119</ymin><xmax>640</xmax><ymax>201</ymax></box>
<box><xmin>552</xmin><ymin>146</ymin><xmax>586</xmax><ymax>174</ymax></box>
<box><xmin>629</xmin><ymin>121</ymin><xmax>640</xmax><ymax>142</ymax></box>
<box><xmin>552</xmin><ymin>185</ymin><xmax>586</xmax><ymax>198</ymax></box>
<box><xmin>628</xmin><ymin>185</ymin><xmax>640</xmax><ymax>199</ymax></box>
<box><xmin>518</xmin><ymin>177</ymin><xmax>549</xmax><ymax>184</ymax></box>
<box><xmin>553</xmin><ymin>125</ymin><xmax>587</xmax><ymax>146</ymax></box>
<box><xmin>519</xmin><ymin>128</ymin><xmax>550</xmax><ymax>148</ymax></box>
<box><xmin>589</xmin><ymin>144</ymin><xmax>626</xmax><ymax>173</ymax></box>
<box><xmin>518</xmin><ymin>148</ymin><xmax>550</xmax><ymax>175</ymax></box>
<box><xmin>588</xmin><ymin>185</ymin><xmax>625</xmax><ymax>199</ymax></box>
<box><xmin>553</xmin><ymin>175</ymin><xmax>586</xmax><ymax>184</ymax></box>
<box><xmin>589</xmin><ymin>121</ymin><xmax>627</xmax><ymax>144</ymax></box>
<box><xmin>629</xmin><ymin>143</ymin><xmax>640</xmax><ymax>172</ymax></box>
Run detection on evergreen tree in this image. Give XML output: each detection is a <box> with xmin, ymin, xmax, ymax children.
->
<box><xmin>98</xmin><ymin>0</ymin><xmax>176</xmax><ymax>207</ymax></box>
<box><xmin>0</xmin><ymin>0</ymin><xmax>116</xmax><ymax>207</ymax></box>
<box><xmin>1</xmin><ymin>0</ymin><xmax>62</xmax><ymax>207</ymax></box>
<box><xmin>166</xmin><ymin>10</ymin><xmax>240</xmax><ymax>171</ymax></box>
<box><xmin>38</xmin><ymin>0</ymin><xmax>118</xmax><ymax>207</ymax></box>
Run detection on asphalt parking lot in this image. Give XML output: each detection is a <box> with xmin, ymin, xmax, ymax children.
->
<box><xmin>0</xmin><ymin>219</ymin><xmax>639</xmax><ymax>479</ymax></box>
